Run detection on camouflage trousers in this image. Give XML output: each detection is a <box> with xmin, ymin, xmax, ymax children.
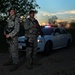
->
<box><xmin>7</xmin><ymin>37</ymin><xmax>19</xmax><ymax>64</ymax></box>
<box><xmin>25</xmin><ymin>36</ymin><xmax>37</xmax><ymax>64</ymax></box>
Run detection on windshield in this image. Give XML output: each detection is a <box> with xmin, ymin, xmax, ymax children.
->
<box><xmin>42</xmin><ymin>28</ymin><xmax>53</xmax><ymax>35</ymax></box>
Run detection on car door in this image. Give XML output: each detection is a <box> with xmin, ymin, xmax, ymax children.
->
<box><xmin>59</xmin><ymin>28</ymin><xmax>69</xmax><ymax>47</ymax></box>
<box><xmin>52</xmin><ymin>28</ymin><xmax>62</xmax><ymax>49</ymax></box>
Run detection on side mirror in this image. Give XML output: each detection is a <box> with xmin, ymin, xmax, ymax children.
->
<box><xmin>38</xmin><ymin>31</ymin><xmax>44</xmax><ymax>36</ymax></box>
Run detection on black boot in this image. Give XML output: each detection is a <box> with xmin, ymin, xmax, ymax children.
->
<box><xmin>32</xmin><ymin>61</ymin><xmax>41</xmax><ymax>66</ymax></box>
<box><xmin>25</xmin><ymin>60</ymin><xmax>33</xmax><ymax>69</ymax></box>
<box><xmin>32</xmin><ymin>58</ymin><xmax>41</xmax><ymax>66</ymax></box>
<box><xmin>26</xmin><ymin>63</ymin><xmax>33</xmax><ymax>69</ymax></box>
<box><xmin>3</xmin><ymin>61</ymin><xmax>13</xmax><ymax>66</ymax></box>
<box><xmin>9</xmin><ymin>64</ymin><xmax>19</xmax><ymax>71</ymax></box>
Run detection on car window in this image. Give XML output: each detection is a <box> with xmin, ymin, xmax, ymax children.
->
<box><xmin>54</xmin><ymin>28</ymin><xmax>61</xmax><ymax>34</ymax></box>
<box><xmin>42</xmin><ymin>28</ymin><xmax>53</xmax><ymax>35</ymax></box>
<box><xmin>61</xmin><ymin>29</ymin><xmax>68</xmax><ymax>34</ymax></box>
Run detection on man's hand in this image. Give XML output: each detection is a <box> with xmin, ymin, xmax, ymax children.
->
<box><xmin>6</xmin><ymin>34</ymin><xmax>10</xmax><ymax>38</ymax></box>
<box><xmin>33</xmin><ymin>25</ymin><xmax>37</xmax><ymax>28</ymax></box>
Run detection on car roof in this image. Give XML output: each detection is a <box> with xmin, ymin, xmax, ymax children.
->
<box><xmin>42</xmin><ymin>27</ymin><xmax>67</xmax><ymax>32</ymax></box>
<box><xmin>42</xmin><ymin>27</ymin><xmax>59</xmax><ymax>29</ymax></box>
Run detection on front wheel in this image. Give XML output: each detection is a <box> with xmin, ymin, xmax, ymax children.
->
<box><xmin>66</xmin><ymin>40</ymin><xmax>71</xmax><ymax>49</ymax></box>
<box><xmin>43</xmin><ymin>41</ymin><xmax>53</xmax><ymax>55</ymax></box>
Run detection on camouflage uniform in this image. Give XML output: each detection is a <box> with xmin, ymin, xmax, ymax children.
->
<box><xmin>4</xmin><ymin>15</ymin><xmax>20</xmax><ymax>65</ymax></box>
<box><xmin>24</xmin><ymin>17</ymin><xmax>41</xmax><ymax>66</ymax></box>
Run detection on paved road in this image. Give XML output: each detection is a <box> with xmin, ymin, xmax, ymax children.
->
<box><xmin>0</xmin><ymin>47</ymin><xmax>75</xmax><ymax>75</ymax></box>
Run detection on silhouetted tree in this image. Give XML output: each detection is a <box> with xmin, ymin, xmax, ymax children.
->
<box><xmin>0</xmin><ymin>0</ymin><xmax>40</xmax><ymax>17</ymax></box>
<box><xmin>48</xmin><ymin>15</ymin><xmax>58</xmax><ymax>26</ymax></box>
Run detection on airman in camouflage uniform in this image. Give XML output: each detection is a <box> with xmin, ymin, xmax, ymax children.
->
<box><xmin>4</xmin><ymin>8</ymin><xmax>20</xmax><ymax>71</ymax></box>
<box><xmin>24</xmin><ymin>10</ymin><xmax>41</xmax><ymax>69</ymax></box>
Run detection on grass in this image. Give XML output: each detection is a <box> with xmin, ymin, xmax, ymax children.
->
<box><xmin>54</xmin><ymin>68</ymin><xmax>75</xmax><ymax>75</ymax></box>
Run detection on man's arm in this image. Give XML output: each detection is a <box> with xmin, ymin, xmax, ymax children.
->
<box><xmin>35</xmin><ymin>20</ymin><xmax>43</xmax><ymax>35</ymax></box>
<box><xmin>9</xmin><ymin>17</ymin><xmax>20</xmax><ymax>38</ymax></box>
<box><xmin>24</xmin><ymin>18</ymin><xmax>33</xmax><ymax>30</ymax></box>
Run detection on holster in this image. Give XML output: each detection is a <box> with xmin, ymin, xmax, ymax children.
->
<box><xmin>25</xmin><ymin>37</ymin><xmax>33</xmax><ymax>47</ymax></box>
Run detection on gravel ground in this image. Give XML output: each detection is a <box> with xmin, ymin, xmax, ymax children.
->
<box><xmin>0</xmin><ymin>47</ymin><xmax>75</xmax><ymax>75</ymax></box>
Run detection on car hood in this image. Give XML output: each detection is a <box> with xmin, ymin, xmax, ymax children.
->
<box><xmin>18</xmin><ymin>36</ymin><xmax>27</xmax><ymax>41</ymax></box>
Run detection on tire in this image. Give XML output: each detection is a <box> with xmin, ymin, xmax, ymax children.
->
<box><xmin>66</xmin><ymin>40</ymin><xmax>71</xmax><ymax>49</ymax></box>
<box><xmin>43</xmin><ymin>41</ymin><xmax>53</xmax><ymax>55</ymax></box>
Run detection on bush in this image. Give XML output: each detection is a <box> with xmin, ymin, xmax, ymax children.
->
<box><xmin>0</xmin><ymin>20</ymin><xmax>8</xmax><ymax>53</ymax></box>
<box><xmin>67</xmin><ymin>28</ymin><xmax>75</xmax><ymax>46</ymax></box>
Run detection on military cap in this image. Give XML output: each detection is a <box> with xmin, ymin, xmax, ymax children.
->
<box><xmin>29</xmin><ymin>10</ymin><xmax>37</xmax><ymax>14</ymax></box>
<box><xmin>8</xmin><ymin>7</ymin><xmax>16</xmax><ymax>12</ymax></box>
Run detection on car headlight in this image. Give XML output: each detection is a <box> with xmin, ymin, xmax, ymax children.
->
<box><xmin>37</xmin><ymin>39</ymin><xmax>42</xmax><ymax>43</ymax></box>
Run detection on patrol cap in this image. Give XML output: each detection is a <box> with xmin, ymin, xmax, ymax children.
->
<box><xmin>29</xmin><ymin>10</ymin><xmax>37</xmax><ymax>14</ymax></box>
<box><xmin>8</xmin><ymin>7</ymin><xmax>16</xmax><ymax>12</ymax></box>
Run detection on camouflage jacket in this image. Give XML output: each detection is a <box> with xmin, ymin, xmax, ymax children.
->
<box><xmin>5</xmin><ymin>15</ymin><xmax>20</xmax><ymax>38</ymax></box>
<box><xmin>24</xmin><ymin>17</ymin><xmax>41</xmax><ymax>37</ymax></box>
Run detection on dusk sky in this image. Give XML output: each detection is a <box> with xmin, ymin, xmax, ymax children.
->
<box><xmin>36</xmin><ymin>0</ymin><xmax>75</xmax><ymax>25</ymax></box>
